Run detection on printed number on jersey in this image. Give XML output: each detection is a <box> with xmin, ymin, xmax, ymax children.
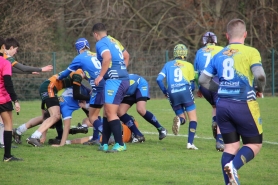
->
<box><xmin>174</xmin><ymin>68</ymin><xmax>183</xmax><ymax>82</ymax></box>
<box><xmin>115</xmin><ymin>44</ymin><xmax>124</xmax><ymax>59</ymax></box>
<box><xmin>222</xmin><ymin>58</ymin><xmax>234</xmax><ymax>80</ymax></box>
<box><xmin>91</xmin><ymin>57</ymin><xmax>101</xmax><ymax>69</ymax></box>
<box><xmin>203</xmin><ymin>53</ymin><xmax>212</xmax><ymax>68</ymax></box>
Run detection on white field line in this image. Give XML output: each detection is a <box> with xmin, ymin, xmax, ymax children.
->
<box><xmin>142</xmin><ymin>131</ymin><xmax>278</xmax><ymax>145</ymax></box>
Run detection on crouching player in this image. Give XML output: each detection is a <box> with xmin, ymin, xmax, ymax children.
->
<box><xmin>157</xmin><ymin>44</ymin><xmax>198</xmax><ymax>150</ymax></box>
<box><xmin>52</xmin><ymin>84</ymin><xmax>91</xmax><ymax>147</ymax></box>
<box><xmin>26</xmin><ymin>69</ymin><xmax>88</xmax><ymax>147</ymax></box>
<box><xmin>118</xmin><ymin>74</ymin><xmax>167</xmax><ymax>143</ymax></box>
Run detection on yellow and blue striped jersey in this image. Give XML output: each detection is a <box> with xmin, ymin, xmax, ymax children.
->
<box><xmin>203</xmin><ymin>44</ymin><xmax>262</xmax><ymax>101</ymax></box>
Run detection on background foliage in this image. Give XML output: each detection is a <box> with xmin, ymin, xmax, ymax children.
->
<box><xmin>1</xmin><ymin>0</ymin><xmax>278</xmax><ymax>99</ymax></box>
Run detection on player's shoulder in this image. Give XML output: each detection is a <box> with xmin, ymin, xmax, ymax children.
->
<box><xmin>242</xmin><ymin>45</ymin><xmax>259</xmax><ymax>53</ymax></box>
<box><xmin>86</xmin><ymin>51</ymin><xmax>97</xmax><ymax>57</ymax></box>
<box><xmin>212</xmin><ymin>45</ymin><xmax>224</xmax><ymax>51</ymax></box>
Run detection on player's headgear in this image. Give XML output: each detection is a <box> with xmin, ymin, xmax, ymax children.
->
<box><xmin>173</xmin><ymin>44</ymin><xmax>188</xmax><ymax>59</ymax></box>
<box><xmin>75</xmin><ymin>38</ymin><xmax>90</xmax><ymax>54</ymax></box>
<box><xmin>202</xmin><ymin>32</ymin><xmax>217</xmax><ymax>45</ymax></box>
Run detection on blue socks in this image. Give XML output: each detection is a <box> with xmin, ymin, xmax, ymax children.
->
<box><xmin>212</xmin><ymin>116</ymin><xmax>216</xmax><ymax>122</ymax></box>
<box><xmin>179</xmin><ymin>117</ymin><xmax>186</xmax><ymax>125</ymax></box>
<box><xmin>188</xmin><ymin>121</ymin><xmax>197</xmax><ymax>144</ymax></box>
<box><xmin>119</xmin><ymin>114</ymin><xmax>143</xmax><ymax>136</ymax></box>
<box><xmin>221</xmin><ymin>152</ymin><xmax>235</xmax><ymax>184</ymax></box>
<box><xmin>233</xmin><ymin>146</ymin><xmax>254</xmax><ymax>170</ymax></box>
<box><xmin>92</xmin><ymin>119</ymin><xmax>102</xmax><ymax>140</ymax></box>
<box><xmin>217</xmin><ymin>134</ymin><xmax>224</xmax><ymax>144</ymax></box>
<box><xmin>143</xmin><ymin>111</ymin><xmax>162</xmax><ymax>129</ymax></box>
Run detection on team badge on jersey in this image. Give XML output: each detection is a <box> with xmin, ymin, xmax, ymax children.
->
<box><xmin>203</xmin><ymin>47</ymin><xmax>214</xmax><ymax>52</ymax></box>
<box><xmin>223</xmin><ymin>49</ymin><xmax>239</xmax><ymax>56</ymax></box>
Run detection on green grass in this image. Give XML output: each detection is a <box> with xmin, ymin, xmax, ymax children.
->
<box><xmin>1</xmin><ymin>98</ymin><xmax>278</xmax><ymax>185</ymax></box>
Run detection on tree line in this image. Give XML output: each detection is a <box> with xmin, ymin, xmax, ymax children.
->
<box><xmin>1</xmin><ymin>0</ymin><xmax>277</xmax><ymax>56</ymax></box>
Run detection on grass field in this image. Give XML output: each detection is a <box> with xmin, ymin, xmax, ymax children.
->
<box><xmin>1</xmin><ymin>98</ymin><xmax>278</xmax><ymax>185</ymax></box>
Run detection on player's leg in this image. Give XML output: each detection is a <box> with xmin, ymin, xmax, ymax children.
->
<box><xmin>0</xmin><ymin>116</ymin><xmax>5</xmax><ymax>147</ymax></box>
<box><xmin>118</xmin><ymin>97</ymin><xmax>145</xmax><ymax>142</ymax></box>
<box><xmin>84</xmin><ymin>107</ymin><xmax>102</xmax><ymax>145</ymax></box>
<box><xmin>13</xmin><ymin>115</ymin><xmax>44</xmax><ymax>144</ymax></box>
<box><xmin>216</xmin><ymin>99</ymin><xmax>240</xmax><ymax>185</ymax></box>
<box><xmin>27</xmin><ymin>98</ymin><xmax>61</xmax><ymax>147</ymax></box>
<box><xmin>136</xmin><ymin>99</ymin><xmax>167</xmax><ymax>140</ymax></box>
<box><xmin>185</xmin><ymin>104</ymin><xmax>198</xmax><ymax>150</ymax></box>
<box><xmin>172</xmin><ymin>105</ymin><xmax>187</xmax><ymax>135</ymax></box>
<box><xmin>102</xmin><ymin>79</ymin><xmax>129</xmax><ymax>152</ymax></box>
<box><xmin>199</xmin><ymin>85</ymin><xmax>224</xmax><ymax>151</ymax></box>
<box><xmin>82</xmin><ymin>91</ymin><xmax>103</xmax><ymax>145</ymax></box>
<box><xmin>0</xmin><ymin>102</ymin><xmax>22</xmax><ymax>161</ymax></box>
<box><xmin>224</xmin><ymin>100</ymin><xmax>262</xmax><ymax>185</ymax></box>
<box><xmin>52</xmin><ymin>118</ymin><xmax>70</xmax><ymax>147</ymax></box>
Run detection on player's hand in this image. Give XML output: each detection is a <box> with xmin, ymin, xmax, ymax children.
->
<box><xmin>14</xmin><ymin>102</ymin><xmax>20</xmax><ymax>114</ymax></box>
<box><xmin>52</xmin><ymin>144</ymin><xmax>63</xmax><ymax>147</ymax></box>
<box><xmin>40</xmin><ymin>137</ymin><xmax>46</xmax><ymax>144</ymax></box>
<box><xmin>78</xmin><ymin>101</ymin><xmax>86</xmax><ymax>108</ymax></box>
<box><xmin>197</xmin><ymin>90</ymin><xmax>203</xmax><ymax>98</ymax></box>
<box><xmin>32</xmin><ymin>72</ymin><xmax>40</xmax><ymax>75</ymax></box>
<box><xmin>41</xmin><ymin>65</ymin><xmax>53</xmax><ymax>72</ymax></box>
<box><xmin>256</xmin><ymin>92</ymin><xmax>264</xmax><ymax>98</ymax></box>
<box><xmin>94</xmin><ymin>75</ymin><xmax>103</xmax><ymax>86</ymax></box>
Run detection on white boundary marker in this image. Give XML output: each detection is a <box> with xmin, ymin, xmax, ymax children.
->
<box><xmin>142</xmin><ymin>131</ymin><xmax>278</xmax><ymax>145</ymax></box>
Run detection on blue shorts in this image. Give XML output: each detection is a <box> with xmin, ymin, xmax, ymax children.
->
<box><xmin>216</xmin><ymin>98</ymin><xmax>263</xmax><ymax>137</ymax></box>
<box><xmin>168</xmin><ymin>85</ymin><xmax>194</xmax><ymax>107</ymax></box>
<box><xmin>105</xmin><ymin>79</ymin><xmax>129</xmax><ymax>105</ymax></box>
<box><xmin>172</xmin><ymin>102</ymin><xmax>196</xmax><ymax>115</ymax></box>
<box><xmin>89</xmin><ymin>90</ymin><xmax>104</xmax><ymax>106</ymax></box>
<box><xmin>60</xmin><ymin>103</ymin><xmax>79</xmax><ymax>120</ymax></box>
<box><xmin>136</xmin><ymin>78</ymin><xmax>150</xmax><ymax>98</ymax></box>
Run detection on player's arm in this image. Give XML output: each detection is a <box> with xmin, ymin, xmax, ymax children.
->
<box><xmin>58</xmin><ymin>58</ymin><xmax>81</xmax><ymax>80</ymax></box>
<box><xmin>100</xmin><ymin>50</ymin><xmax>111</xmax><ymax>76</ymax></box>
<box><xmin>12</xmin><ymin>67</ymin><xmax>32</xmax><ymax>74</ymax></box>
<box><xmin>198</xmin><ymin>71</ymin><xmax>218</xmax><ymax>92</ymax></box>
<box><xmin>72</xmin><ymin>84</ymin><xmax>90</xmax><ymax>101</ymax></box>
<box><xmin>58</xmin><ymin>69</ymin><xmax>74</xmax><ymax>80</ymax></box>
<box><xmin>12</xmin><ymin>62</ymin><xmax>42</xmax><ymax>72</ymax></box>
<box><xmin>95</xmin><ymin>50</ymin><xmax>111</xmax><ymax>86</ymax></box>
<box><xmin>72</xmin><ymin>74</ymin><xmax>90</xmax><ymax>101</ymax></box>
<box><xmin>156</xmin><ymin>72</ymin><xmax>167</xmax><ymax>95</ymax></box>
<box><xmin>53</xmin><ymin>119</ymin><xmax>70</xmax><ymax>147</ymax></box>
<box><xmin>123</xmin><ymin>50</ymin><xmax>130</xmax><ymax>67</ymax></box>
<box><xmin>252</xmin><ymin>65</ymin><xmax>266</xmax><ymax>93</ymax></box>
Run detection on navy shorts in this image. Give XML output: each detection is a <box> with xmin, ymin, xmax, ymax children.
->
<box><xmin>216</xmin><ymin>98</ymin><xmax>263</xmax><ymax>138</ymax></box>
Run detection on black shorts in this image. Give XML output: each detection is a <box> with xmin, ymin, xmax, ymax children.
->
<box><xmin>121</xmin><ymin>96</ymin><xmax>148</xmax><ymax>106</ymax></box>
<box><xmin>41</xmin><ymin>97</ymin><xmax>60</xmax><ymax>110</ymax></box>
<box><xmin>0</xmin><ymin>101</ymin><xmax>13</xmax><ymax>113</ymax></box>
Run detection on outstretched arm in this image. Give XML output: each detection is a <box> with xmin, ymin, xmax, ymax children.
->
<box><xmin>12</xmin><ymin>67</ymin><xmax>32</xmax><ymax>74</ymax></box>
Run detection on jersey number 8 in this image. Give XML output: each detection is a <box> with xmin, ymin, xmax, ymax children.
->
<box><xmin>222</xmin><ymin>58</ymin><xmax>234</xmax><ymax>80</ymax></box>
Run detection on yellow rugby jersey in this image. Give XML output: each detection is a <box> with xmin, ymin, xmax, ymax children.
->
<box><xmin>204</xmin><ymin>44</ymin><xmax>262</xmax><ymax>101</ymax></box>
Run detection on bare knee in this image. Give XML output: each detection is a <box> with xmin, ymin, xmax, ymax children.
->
<box><xmin>136</xmin><ymin>107</ymin><xmax>146</xmax><ymax>116</ymax></box>
<box><xmin>244</xmin><ymin>143</ymin><xmax>262</xmax><ymax>156</ymax></box>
